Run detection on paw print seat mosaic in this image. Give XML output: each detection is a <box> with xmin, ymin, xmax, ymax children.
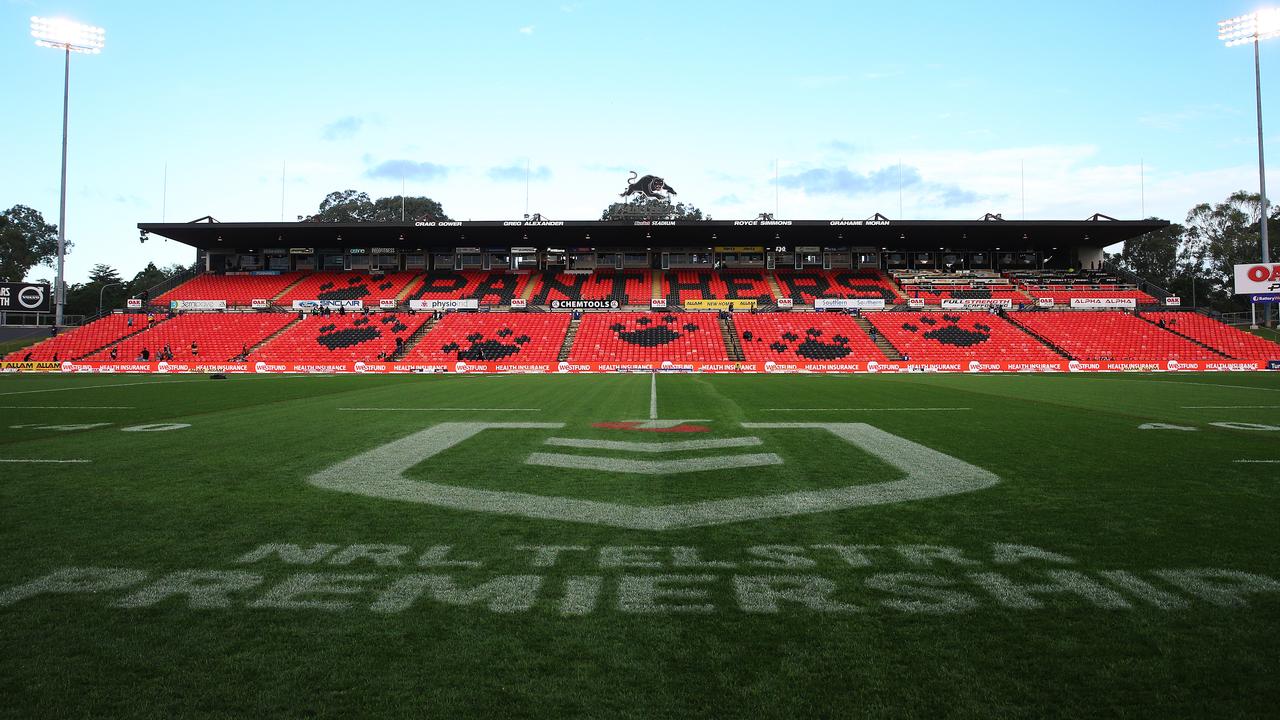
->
<box><xmin>404</xmin><ymin>313</ymin><xmax>570</xmax><ymax>363</ymax></box>
<box><xmin>733</xmin><ymin>314</ymin><xmax>887</xmax><ymax>362</ymax></box>
<box><xmin>568</xmin><ymin>312</ymin><xmax>730</xmax><ymax>362</ymax></box>
<box><xmin>252</xmin><ymin>313</ymin><xmax>429</xmax><ymax>362</ymax></box>
<box><xmin>866</xmin><ymin>312</ymin><xmax>1061</xmax><ymax>362</ymax></box>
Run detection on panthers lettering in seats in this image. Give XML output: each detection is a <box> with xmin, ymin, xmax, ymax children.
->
<box><xmin>662</xmin><ymin>270</ymin><xmax>775</xmax><ymax>305</ymax></box>
<box><xmin>530</xmin><ymin>271</ymin><xmax>651</xmax><ymax>306</ymax></box>
<box><xmin>774</xmin><ymin>269</ymin><xmax>899</xmax><ymax>303</ymax></box>
<box><xmin>410</xmin><ymin>271</ymin><xmax>531</xmax><ymax>305</ymax></box>
<box><xmin>277</xmin><ymin>272</ymin><xmax>420</xmax><ymax>305</ymax></box>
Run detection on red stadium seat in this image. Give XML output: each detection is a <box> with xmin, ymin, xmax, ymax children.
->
<box><xmin>252</xmin><ymin>312</ymin><xmax>429</xmax><ymax>362</ymax></box>
<box><xmin>1009</xmin><ymin>311</ymin><xmax>1221</xmax><ymax>361</ymax></box>
<box><xmin>403</xmin><ymin>313</ymin><xmax>570</xmax><ymax>363</ymax></box>
<box><xmin>85</xmin><ymin>313</ymin><xmax>295</xmax><ymax>362</ymax></box>
<box><xmin>568</xmin><ymin>312</ymin><xmax>729</xmax><ymax>362</ymax></box>
<box><xmin>409</xmin><ymin>271</ymin><xmax>533</xmax><ymax>305</ymax></box>
<box><xmin>661</xmin><ymin>270</ymin><xmax>774</xmax><ymax>305</ymax></box>
<box><xmin>866</xmin><ymin>311</ymin><xmax>1061</xmax><ymax>362</ymax></box>
<box><xmin>734</xmin><ymin>314</ymin><xmax>888</xmax><ymax>362</ymax></box>
<box><xmin>773</xmin><ymin>269</ymin><xmax>900</xmax><ymax>304</ymax></box>
<box><xmin>1142</xmin><ymin>312</ymin><xmax>1280</xmax><ymax>361</ymax></box>
<box><xmin>3</xmin><ymin>314</ymin><xmax>142</xmax><ymax>361</ymax></box>
<box><xmin>275</xmin><ymin>272</ymin><xmax>420</xmax><ymax>306</ymax></box>
<box><xmin>155</xmin><ymin>273</ymin><xmax>302</xmax><ymax>307</ymax></box>
<box><xmin>529</xmin><ymin>270</ymin><xmax>652</xmax><ymax>306</ymax></box>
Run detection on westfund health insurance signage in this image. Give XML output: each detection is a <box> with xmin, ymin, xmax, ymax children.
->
<box><xmin>0</xmin><ymin>283</ymin><xmax>51</xmax><ymax>312</ymax></box>
<box><xmin>1234</xmin><ymin>263</ymin><xmax>1280</xmax><ymax>295</ymax></box>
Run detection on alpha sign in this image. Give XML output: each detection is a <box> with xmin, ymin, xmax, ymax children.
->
<box><xmin>0</xmin><ymin>283</ymin><xmax>51</xmax><ymax>312</ymax></box>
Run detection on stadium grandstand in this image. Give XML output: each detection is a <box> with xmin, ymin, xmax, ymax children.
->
<box><xmin>4</xmin><ymin>215</ymin><xmax>1276</xmax><ymax>372</ymax></box>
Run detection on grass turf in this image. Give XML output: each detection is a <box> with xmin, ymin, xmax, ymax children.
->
<box><xmin>0</xmin><ymin>371</ymin><xmax>1277</xmax><ymax>718</ymax></box>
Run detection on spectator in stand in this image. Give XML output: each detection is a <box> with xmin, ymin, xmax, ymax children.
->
<box><xmin>127</xmin><ymin>315</ymin><xmax>134</xmax><ymax>328</ymax></box>
<box><xmin>52</xmin><ymin>352</ymin><xmax>58</xmax><ymax>361</ymax></box>
<box><xmin>163</xmin><ymin>343</ymin><xmax>172</xmax><ymax>359</ymax></box>
<box><xmin>22</xmin><ymin>352</ymin><xmax>32</xmax><ymax>361</ymax></box>
<box><xmin>50</xmin><ymin>325</ymin><xmax>59</xmax><ymax>337</ymax></box>
<box><xmin>139</xmin><ymin>348</ymin><xmax>150</xmax><ymax>361</ymax></box>
<box><xmin>338</xmin><ymin>305</ymin><xmax>346</xmax><ymax>316</ymax></box>
<box><xmin>190</xmin><ymin>341</ymin><xmax>199</xmax><ymax>357</ymax></box>
<box><xmin>109</xmin><ymin>346</ymin><xmax>117</xmax><ymax>360</ymax></box>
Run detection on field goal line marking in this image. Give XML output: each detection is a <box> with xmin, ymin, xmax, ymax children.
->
<box><xmin>1183</xmin><ymin>405</ymin><xmax>1280</xmax><ymax>409</ymax></box>
<box><xmin>337</xmin><ymin>407</ymin><xmax>541</xmax><ymax>411</ymax></box>
<box><xmin>0</xmin><ymin>459</ymin><xmax>90</xmax><ymax>463</ymax></box>
<box><xmin>764</xmin><ymin>407</ymin><xmax>972</xmax><ymax>411</ymax></box>
<box><xmin>0</xmin><ymin>406</ymin><xmax>135</xmax><ymax>409</ymax></box>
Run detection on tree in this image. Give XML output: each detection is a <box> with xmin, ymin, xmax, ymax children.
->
<box><xmin>1183</xmin><ymin>190</ymin><xmax>1279</xmax><ymax>311</ymax></box>
<box><xmin>0</xmin><ymin>205</ymin><xmax>60</xmax><ymax>282</ymax></box>
<box><xmin>300</xmin><ymin>190</ymin><xmax>451</xmax><ymax>222</ymax></box>
<box><xmin>600</xmin><ymin>196</ymin><xmax>709</xmax><ymax>221</ymax></box>
<box><xmin>88</xmin><ymin>264</ymin><xmax>122</xmax><ymax>285</ymax></box>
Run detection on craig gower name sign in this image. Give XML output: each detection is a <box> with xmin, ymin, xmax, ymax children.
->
<box><xmin>2</xmin><ymin>542</ymin><xmax>1277</xmax><ymax>617</ymax></box>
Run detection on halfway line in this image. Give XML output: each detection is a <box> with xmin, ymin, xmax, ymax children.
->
<box><xmin>764</xmin><ymin>407</ymin><xmax>971</xmax><ymax>411</ymax></box>
<box><xmin>0</xmin><ymin>459</ymin><xmax>91</xmax><ymax>463</ymax></box>
<box><xmin>337</xmin><ymin>407</ymin><xmax>541</xmax><ymax>411</ymax></box>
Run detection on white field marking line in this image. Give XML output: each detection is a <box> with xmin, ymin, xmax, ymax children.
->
<box><xmin>1182</xmin><ymin>406</ymin><xmax>1280</xmax><ymax>409</ymax></box>
<box><xmin>526</xmin><ymin>452</ymin><xmax>784</xmax><ymax>475</ymax></box>
<box><xmin>763</xmin><ymin>407</ymin><xmax>971</xmax><ymax>411</ymax></box>
<box><xmin>0</xmin><ymin>406</ymin><xmax>135</xmax><ymax>409</ymax></box>
<box><xmin>0</xmin><ymin>379</ymin><xmax>207</xmax><ymax>396</ymax></box>
<box><xmin>0</xmin><ymin>459</ymin><xmax>90</xmax><ymax>463</ymax></box>
<box><xmin>544</xmin><ymin>437</ymin><xmax>763</xmax><ymax>453</ymax></box>
<box><xmin>1233</xmin><ymin>460</ymin><xmax>1280</xmax><ymax>463</ymax></box>
<box><xmin>650</xmin><ymin>372</ymin><xmax>658</xmax><ymax>420</ymax></box>
<box><xmin>1123</xmin><ymin>380</ymin><xmax>1280</xmax><ymax>393</ymax></box>
<box><xmin>336</xmin><ymin>407</ymin><xmax>542</xmax><ymax>411</ymax></box>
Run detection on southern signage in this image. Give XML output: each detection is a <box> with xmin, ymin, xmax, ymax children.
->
<box><xmin>0</xmin><ymin>282</ymin><xmax>51</xmax><ymax>312</ymax></box>
<box><xmin>292</xmin><ymin>299</ymin><xmax>363</xmax><ymax>310</ymax></box>
<box><xmin>683</xmin><ymin>299</ymin><xmax>757</xmax><ymax>310</ymax></box>
<box><xmin>814</xmin><ymin>298</ymin><xmax>886</xmax><ymax>310</ymax></box>
<box><xmin>409</xmin><ymin>298</ymin><xmax>479</xmax><ymax>311</ymax></box>
<box><xmin>1069</xmin><ymin>298</ymin><xmax>1137</xmax><ymax>309</ymax></box>
<box><xmin>169</xmin><ymin>299</ymin><xmax>227</xmax><ymax>311</ymax></box>
<box><xmin>549</xmin><ymin>299</ymin><xmax>621</xmax><ymax>310</ymax></box>
<box><xmin>1234</xmin><ymin>263</ymin><xmax>1280</xmax><ymax>294</ymax></box>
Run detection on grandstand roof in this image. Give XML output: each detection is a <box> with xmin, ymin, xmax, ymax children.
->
<box><xmin>138</xmin><ymin>217</ymin><xmax>1167</xmax><ymax>252</ymax></box>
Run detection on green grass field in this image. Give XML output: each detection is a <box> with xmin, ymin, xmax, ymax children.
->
<box><xmin>1</xmin><ymin>371</ymin><xmax>1278</xmax><ymax>719</ymax></box>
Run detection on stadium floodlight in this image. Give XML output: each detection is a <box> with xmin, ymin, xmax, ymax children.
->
<box><xmin>31</xmin><ymin>16</ymin><xmax>105</xmax><ymax>329</ymax></box>
<box><xmin>1220</xmin><ymin>9</ymin><xmax>1277</xmax><ymax>325</ymax></box>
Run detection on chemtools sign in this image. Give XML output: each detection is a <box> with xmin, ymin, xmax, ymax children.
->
<box><xmin>0</xmin><ymin>283</ymin><xmax>51</xmax><ymax>312</ymax></box>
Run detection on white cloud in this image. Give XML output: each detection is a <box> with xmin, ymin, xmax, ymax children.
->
<box><xmin>519</xmin><ymin>25</ymin><xmax>535</xmax><ymax>35</ymax></box>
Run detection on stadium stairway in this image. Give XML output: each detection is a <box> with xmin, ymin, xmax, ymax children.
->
<box><xmin>557</xmin><ymin>316</ymin><xmax>581</xmax><ymax>361</ymax></box>
<box><xmin>85</xmin><ymin>316</ymin><xmax>172</xmax><ymax>359</ymax></box>
<box><xmin>853</xmin><ymin>315</ymin><xmax>904</xmax><ymax>360</ymax></box>
<box><xmin>764</xmin><ymin>272</ymin><xmax>786</xmax><ymax>302</ymax></box>
<box><xmin>388</xmin><ymin>314</ymin><xmax>438</xmax><ymax>361</ymax></box>
<box><xmin>719</xmin><ymin>315</ymin><xmax>745</xmax><ymax>361</ymax></box>
<box><xmin>1005</xmin><ymin>315</ymin><xmax>1072</xmax><ymax>359</ymax></box>
<box><xmin>271</xmin><ymin>275</ymin><xmax>308</xmax><ymax>303</ymax></box>
<box><xmin>651</xmin><ymin>273</ymin><xmax>663</xmax><ymax>301</ymax></box>
<box><xmin>244</xmin><ymin>314</ymin><xmax>304</xmax><ymax>357</ymax></box>
<box><xmin>1134</xmin><ymin>314</ymin><xmax>1231</xmax><ymax>359</ymax></box>
<box><xmin>519</xmin><ymin>274</ymin><xmax>538</xmax><ymax>302</ymax></box>
<box><xmin>395</xmin><ymin>276</ymin><xmax>425</xmax><ymax>303</ymax></box>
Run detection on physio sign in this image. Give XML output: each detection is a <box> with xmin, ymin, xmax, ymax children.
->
<box><xmin>1234</xmin><ymin>263</ymin><xmax>1280</xmax><ymax>295</ymax></box>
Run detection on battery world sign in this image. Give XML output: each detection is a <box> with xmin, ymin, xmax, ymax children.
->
<box><xmin>0</xmin><ymin>283</ymin><xmax>51</xmax><ymax>312</ymax></box>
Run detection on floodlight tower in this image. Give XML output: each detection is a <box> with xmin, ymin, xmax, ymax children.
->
<box><xmin>30</xmin><ymin>17</ymin><xmax>105</xmax><ymax>328</ymax></box>
<box><xmin>1220</xmin><ymin>10</ymin><xmax>1279</xmax><ymax>324</ymax></box>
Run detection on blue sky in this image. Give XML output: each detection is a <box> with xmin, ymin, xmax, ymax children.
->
<box><xmin>1</xmin><ymin>0</ymin><xmax>1271</xmax><ymax>282</ymax></box>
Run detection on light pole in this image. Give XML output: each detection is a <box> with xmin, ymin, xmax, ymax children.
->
<box><xmin>98</xmin><ymin>281</ymin><xmax>123</xmax><ymax>316</ymax></box>
<box><xmin>1220</xmin><ymin>10</ymin><xmax>1280</xmax><ymax>326</ymax></box>
<box><xmin>30</xmin><ymin>16</ymin><xmax>105</xmax><ymax>330</ymax></box>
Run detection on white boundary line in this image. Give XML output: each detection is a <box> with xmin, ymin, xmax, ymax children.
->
<box><xmin>337</xmin><ymin>407</ymin><xmax>541</xmax><ymax>411</ymax></box>
<box><xmin>0</xmin><ymin>459</ymin><xmax>90</xmax><ymax>463</ymax></box>
<box><xmin>764</xmin><ymin>407</ymin><xmax>971</xmax><ymax>411</ymax></box>
<box><xmin>0</xmin><ymin>379</ymin><xmax>207</xmax><ymax>396</ymax></box>
<box><xmin>1183</xmin><ymin>406</ymin><xmax>1280</xmax><ymax>409</ymax></box>
<box><xmin>0</xmin><ymin>406</ymin><xmax>134</xmax><ymax>409</ymax></box>
<box><xmin>650</xmin><ymin>373</ymin><xmax>658</xmax><ymax>420</ymax></box>
<box><xmin>1233</xmin><ymin>460</ymin><xmax>1280</xmax><ymax>463</ymax></box>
